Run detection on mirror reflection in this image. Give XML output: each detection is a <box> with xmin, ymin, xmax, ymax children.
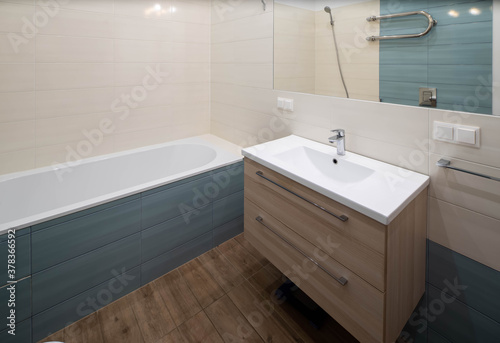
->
<box><xmin>274</xmin><ymin>0</ymin><xmax>496</xmax><ymax>115</ymax></box>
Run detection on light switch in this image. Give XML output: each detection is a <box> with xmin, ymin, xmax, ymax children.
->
<box><xmin>277</xmin><ymin>97</ymin><xmax>285</xmax><ymax>109</ymax></box>
<box><xmin>284</xmin><ymin>99</ymin><xmax>294</xmax><ymax>111</ymax></box>
<box><xmin>433</xmin><ymin>122</ymin><xmax>454</xmax><ymax>141</ymax></box>
<box><xmin>456</xmin><ymin>127</ymin><xmax>477</xmax><ymax>145</ymax></box>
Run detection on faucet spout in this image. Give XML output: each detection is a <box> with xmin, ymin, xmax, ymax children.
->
<box><xmin>329</xmin><ymin>129</ymin><xmax>346</xmax><ymax>156</ymax></box>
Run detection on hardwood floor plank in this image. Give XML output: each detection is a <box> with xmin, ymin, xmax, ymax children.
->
<box><xmin>179</xmin><ymin>258</ymin><xmax>225</xmax><ymax>308</ymax></box>
<box><xmin>198</xmin><ymin>249</ymin><xmax>245</xmax><ymax>293</ymax></box>
<box><xmin>235</xmin><ymin>233</ymin><xmax>269</xmax><ymax>266</ymax></box>
<box><xmin>97</xmin><ymin>297</ymin><xmax>144</xmax><ymax>343</ymax></box>
<box><xmin>153</xmin><ymin>269</ymin><xmax>202</xmax><ymax>326</ymax></box>
<box><xmin>217</xmin><ymin>241</ymin><xmax>263</xmax><ymax>279</ymax></box>
<box><xmin>38</xmin><ymin>331</ymin><xmax>65</xmax><ymax>343</ymax></box>
<box><xmin>128</xmin><ymin>284</ymin><xmax>176</xmax><ymax>343</ymax></box>
<box><xmin>178</xmin><ymin>311</ymin><xmax>224</xmax><ymax>343</ymax></box>
<box><xmin>228</xmin><ymin>281</ymin><xmax>304</xmax><ymax>343</ymax></box>
<box><xmin>205</xmin><ymin>295</ymin><xmax>264</xmax><ymax>343</ymax></box>
<box><xmin>216</xmin><ymin>238</ymin><xmax>239</xmax><ymax>254</ymax></box>
<box><xmin>155</xmin><ymin>329</ymin><xmax>187</xmax><ymax>343</ymax></box>
<box><xmin>63</xmin><ymin>313</ymin><xmax>103</xmax><ymax>343</ymax></box>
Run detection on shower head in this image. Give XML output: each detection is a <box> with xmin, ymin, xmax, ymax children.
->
<box><xmin>324</xmin><ymin>6</ymin><xmax>334</xmax><ymax>25</ymax></box>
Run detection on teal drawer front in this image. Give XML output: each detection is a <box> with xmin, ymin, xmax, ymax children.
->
<box><xmin>32</xmin><ymin>266</ymin><xmax>140</xmax><ymax>342</ymax></box>
<box><xmin>0</xmin><ymin>278</ymin><xmax>31</xmax><ymax>324</ymax></box>
<box><xmin>32</xmin><ymin>198</ymin><xmax>141</xmax><ymax>273</ymax></box>
<box><xmin>141</xmin><ymin>232</ymin><xmax>213</xmax><ymax>285</ymax></box>
<box><xmin>142</xmin><ymin>175</ymin><xmax>213</xmax><ymax>229</ymax></box>
<box><xmin>0</xmin><ymin>318</ymin><xmax>31</xmax><ymax>343</ymax></box>
<box><xmin>213</xmin><ymin>190</ymin><xmax>244</xmax><ymax>228</ymax></box>
<box><xmin>142</xmin><ymin>205</ymin><xmax>212</xmax><ymax>263</ymax></box>
<box><xmin>211</xmin><ymin>162</ymin><xmax>244</xmax><ymax>201</ymax></box>
<box><xmin>0</xmin><ymin>234</ymin><xmax>30</xmax><ymax>285</ymax></box>
<box><xmin>32</xmin><ymin>233</ymin><xmax>141</xmax><ymax>314</ymax></box>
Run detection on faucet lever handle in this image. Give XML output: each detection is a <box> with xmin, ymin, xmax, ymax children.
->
<box><xmin>331</xmin><ymin>129</ymin><xmax>345</xmax><ymax>137</ymax></box>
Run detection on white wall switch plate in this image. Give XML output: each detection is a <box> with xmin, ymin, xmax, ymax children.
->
<box><xmin>433</xmin><ymin>122</ymin><xmax>454</xmax><ymax>142</ymax></box>
<box><xmin>277</xmin><ymin>97</ymin><xmax>285</xmax><ymax>109</ymax></box>
<box><xmin>456</xmin><ymin>126</ymin><xmax>480</xmax><ymax>146</ymax></box>
<box><xmin>284</xmin><ymin>99</ymin><xmax>294</xmax><ymax>112</ymax></box>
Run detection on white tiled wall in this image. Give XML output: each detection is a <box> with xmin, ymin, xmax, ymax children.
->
<box><xmin>0</xmin><ymin>0</ymin><xmax>210</xmax><ymax>175</ymax></box>
<box><xmin>210</xmin><ymin>0</ymin><xmax>500</xmax><ymax>272</ymax></box>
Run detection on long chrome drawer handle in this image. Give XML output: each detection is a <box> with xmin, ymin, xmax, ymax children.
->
<box><xmin>255</xmin><ymin>171</ymin><xmax>348</xmax><ymax>222</ymax></box>
<box><xmin>256</xmin><ymin>216</ymin><xmax>348</xmax><ymax>286</ymax></box>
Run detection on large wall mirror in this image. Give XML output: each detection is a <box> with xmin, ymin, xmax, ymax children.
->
<box><xmin>274</xmin><ymin>0</ymin><xmax>498</xmax><ymax>116</ymax></box>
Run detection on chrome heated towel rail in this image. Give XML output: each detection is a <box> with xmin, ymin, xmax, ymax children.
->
<box><xmin>366</xmin><ymin>11</ymin><xmax>437</xmax><ymax>41</ymax></box>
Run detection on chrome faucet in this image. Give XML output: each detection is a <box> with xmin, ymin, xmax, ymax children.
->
<box><xmin>329</xmin><ymin>129</ymin><xmax>345</xmax><ymax>156</ymax></box>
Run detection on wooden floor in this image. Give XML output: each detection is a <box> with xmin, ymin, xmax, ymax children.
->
<box><xmin>40</xmin><ymin>234</ymin><xmax>358</xmax><ymax>343</ymax></box>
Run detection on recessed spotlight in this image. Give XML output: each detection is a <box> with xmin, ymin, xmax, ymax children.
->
<box><xmin>448</xmin><ymin>10</ymin><xmax>459</xmax><ymax>18</ymax></box>
<box><xmin>154</xmin><ymin>4</ymin><xmax>162</xmax><ymax>11</ymax></box>
<box><xmin>469</xmin><ymin>7</ymin><xmax>481</xmax><ymax>15</ymax></box>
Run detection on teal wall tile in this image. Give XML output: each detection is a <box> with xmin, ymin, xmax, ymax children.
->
<box><xmin>141</xmin><ymin>232</ymin><xmax>213</xmax><ymax>285</ymax></box>
<box><xmin>379</xmin><ymin>64</ymin><xmax>427</xmax><ymax>83</ymax></box>
<box><xmin>0</xmin><ymin>278</ymin><xmax>30</xmax><ymax>324</ymax></box>
<box><xmin>381</xmin><ymin>0</ymin><xmax>428</xmax><ymax>15</ymax></box>
<box><xmin>32</xmin><ymin>266</ymin><xmax>140</xmax><ymax>342</ymax></box>
<box><xmin>213</xmin><ymin>191</ymin><xmax>244</xmax><ymax>228</ymax></box>
<box><xmin>428</xmin><ymin>84</ymin><xmax>492</xmax><ymax>109</ymax></box>
<box><xmin>380</xmin><ymin>45</ymin><xmax>429</xmax><ymax>65</ymax></box>
<box><xmin>142</xmin><ymin>175</ymin><xmax>213</xmax><ymax>229</ymax></box>
<box><xmin>429</xmin><ymin>21</ymin><xmax>493</xmax><ymax>45</ymax></box>
<box><xmin>380</xmin><ymin>81</ymin><xmax>423</xmax><ymax>102</ymax></box>
<box><xmin>427</xmin><ymin>284</ymin><xmax>500</xmax><ymax>343</ymax></box>
<box><xmin>428</xmin><ymin>65</ymin><xmax>492</xmax><ymax>86</ymax></box>
<box><xmin>213</xmin><ymin>216</ymin><xmax>244</xmax><ymax>246</ymax></box>
<box><xmin>380</xmin><ymin>97</ymin><xmax>419</xmax><ymax>106</ymax></box>
<box><xmin>31</xmin><ymin>194</ymin><xmax>140</xmax><ymax>232</ymax></box>
<box><xmin>429</xmin><ymin>42</ymin><xmax>492</xmax><ymax>65</ymax></box>
<box><xmin>428</xmin><ymin>240</ymin><xmax>500</xmax><ymax>323</ymax></box>
<box><xmin>0</xmin><ymin>318</ymin><xmax>31</xmax><ymax>343</ymax></box>
<box><xmin>0</xmin><ymin>234</ymin><xmax>30</xmax><ymax>285</ymax></box>
<box><xmin>142</xmin><ymin>204</ymin><xmax>212</xmax><ymax>263</ymax></box>
<box><xmin>32</xmin><ymin>233</ymin><xmax>141</xmax><ymax>314</ymax></box>
<box><xmin>430</xmin><ymin>1</ymin><xmax>493</xmax><ymax>25</ymax></box>
<box><xmin>32</xmin><ymin>199</ymin><xmax>141</xmax><ymax>273</ymax></box>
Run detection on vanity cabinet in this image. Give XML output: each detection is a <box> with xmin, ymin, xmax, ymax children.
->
<box><xmin>244</xmin><ymin>158</ymin><xmax>427</xmax><ymax>343</ymax></box>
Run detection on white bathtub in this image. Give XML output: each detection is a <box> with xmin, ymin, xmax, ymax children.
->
<box><xmin>0</xmin><ymin>135</ymin><xmax>242</xmax><ymax>234</ymax></box>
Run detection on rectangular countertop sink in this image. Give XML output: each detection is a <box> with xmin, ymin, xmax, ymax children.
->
<box><xmin>242</xmin><ymin>135</ymin><xmax>430</xmax><ymax>225</ymax></box>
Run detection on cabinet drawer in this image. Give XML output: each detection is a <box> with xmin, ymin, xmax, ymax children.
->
<box><xmin>244</xmin><ymin>159</ymin><xmax>386</xmax><ymax>290</ymax></box>
<box><xmin>245</xmin><ymin>199</ymin><xmax>384</xmax><ymax>343</ymax></box>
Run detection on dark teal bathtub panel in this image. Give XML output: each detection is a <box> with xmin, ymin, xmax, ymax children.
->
<box><xmin>142</xmin><ymin>204</ymin><xmax>212</xmax><ymax>263</ymax></box>
<box><xmin>141</xmin><ymin>169</ymin><xmax>214</xmax><ymax>197</ymax></box>
<box><xmin>32</xmin><ymin>233</ymin><xmax>141</xmax><ymax>314</ymax></box>
<box><xmin>213</xmin><ymin>191</ymin><xmax>244</xmax><ymax>228</ymax></box>
<box><xmin>213</xmin><ymin>216</ymin><xmax>244</xmax><ymax>246</ymax></box>
<box><xmin>0</xmin><ymin>278</ymin><xmax>30</xmax><ymax>324</ymax></box>
<box><xmin>211</xmin><ymin>162</ymin><xmax>244</xmax><ymax>200</ymax></box>
<box><xmin>141</xmin><ymin>232</ymin><xmax>213</xmax><ymax>285</ymax></box>
<box><xmin>31</xmin><ymin>194</ymin><xmax>140</xmax><ymax>232</ymax></box>
<box><xmin>32</xmin><ymin>266</ymin><xmax>140</xmax><ymax>342</ymax></box>
<box><xmin>0</xmin><ymin>234</ymin><xmax>30</xmax><ymax>285</ymax></box>
<box><xmin>398</xmin><ymin>293</ymin><xmax>427</xmax><ymax>343</ymax></box>
<box><xmin>428</xmin><ymin>240</ymin><xmax>500</xmax><ymax>323</ymax></box>
<box><xmin>32</xmin><ymin>198</ymin><xmax>141</xmax><ymax>273</ymax></box>
<box><xmin>0</xmin><ymin>318</ymin><xmax>31</xmax><ymax>343</ymax></box>
<box><xmin>142</xmin><ymin>175</ymin><xmax>213</xmax><ymax>229</ymax></box>
<box><xmin>427</xmin><ymin>284</ymin><xmax>500</xmax><ymax>343</ymax></box>
<box><xmin>0</xmin><ymin>227</ymin><xmax>30</xmax><ymax>243</ymax></box>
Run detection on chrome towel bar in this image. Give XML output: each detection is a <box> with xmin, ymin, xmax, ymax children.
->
<box><xmin>437</xmin><ymin>159</ymin><xmax>500</xmax><ymax>182</ymax></box>
<box><xmin>255</xmin><ymin>216</ymin><xmax>348</xmax><ymax>286</ymax></box>
<box><xmin>255</xmin><ymin>171</ymin><xmax>349</xmax><ymax>222</ymax></box>
<box><xmin>366</xmin><ymin>11</ymin><xmax>437</xmax><ymax>41</ymax></box>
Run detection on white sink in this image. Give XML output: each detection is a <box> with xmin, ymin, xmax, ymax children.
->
<box><xmin>242</xmin><ymin>135</ymin><xmax>430</xmax><ymax>225</ymax></box>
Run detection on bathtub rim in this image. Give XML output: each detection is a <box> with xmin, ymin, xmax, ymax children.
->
<box><xmin>0</xmin><ymin>134</ymin><xmax>242</xmax><ymax>235</ymax></box>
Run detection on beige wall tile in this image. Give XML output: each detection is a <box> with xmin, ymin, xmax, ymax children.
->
<box><xmin>0</xmin><ymin>2</ymin><xmax>35</xmax><ymax>33</ymax></box>
<box><xmin>37</xmin><ymin>0</ymin><xmax>114</xmax><ymax>14</ymax></box>
<box><xmin>36</xmin><ymin>63</ymin><xmax>114</xmax><ymax>90</ymax></box>
<box><xmin>0</xmin><ymin>149</ymin><xmax>35</xmax><ymax>175</ymax></box>
<box><xmin>0</xmin><ymin>120</ymin><xmax>35</xmax><ymax>154</ymax></box>
<box><xmin>429</xmin><ymin>153</ymin><xmax>500</xmax><ymax>220</ymax></box>
<box><xmin>212</xmin><ymin>38</ymin><xmax>273</xmax><ymax>64</ymax></box>
<box><xmin>114</xmin><ymin>63</ymin><xmax>209</xmax><ymax>87</ymax></box>
<box><xmin>211</xmin><ymin>0</ymin><xmax>273</xmax><ymax>24</ymax></box>
<box><xmin>429</xmin><ymin>197</ymin><xmax>500</xmax><ymax>272</ymax></box>
<box><xmin>429</xmin><ymin>109</ymin><xmax>500</xmax><ymax>169</ymax></box>
<box><xmin>0</xmin><ymin>92</ymin><xmax>35</xmax><ymax>123</ymax></box>
<box><xmin>0</xmin><ymin>33</ymin><xmax>34</xmax><ymax>63</ymax></box>
<box><xmin>0</xmin><ymin>64</ymin><xmax>34</xmax><ymax>92</ymax></box>
<box><xmin>212</xmin><ymin>12</ymin><xmax>273</xmax><ymax>43</ymax></box>
<box><xmin>211</xmin><ymin>63</ymin><xmax>273</xmax><ymax>89</ymax></box>
<box><xmin>36</xmin><ymin>35</ymin><xmax>113</xmax><ymax>63</ymax></box>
